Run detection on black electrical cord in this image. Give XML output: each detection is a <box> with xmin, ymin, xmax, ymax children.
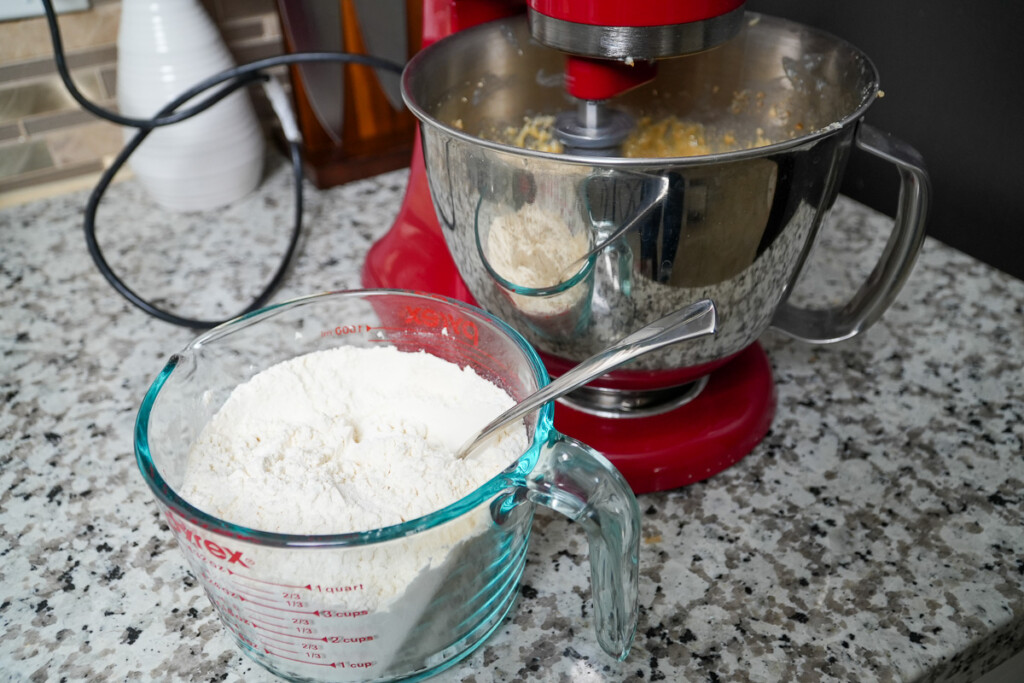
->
<box><xmin>82</xmin><ymin>71</ymin><xmax>297</xmax><ymax>329</ymax></box>
<box><xmin>40</xmin><ymin>0</ymin><xmax>405</xmax><ymax>329</ymax></box>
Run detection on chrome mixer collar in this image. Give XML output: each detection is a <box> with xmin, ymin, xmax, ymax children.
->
<box><xmin>526</xmin><ymin>1</ymin><xmax>747</xmax><ymax>61</ymax></box>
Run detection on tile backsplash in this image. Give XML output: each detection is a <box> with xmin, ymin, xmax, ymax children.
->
<box><xmin>0</xmin><ymin>0</ymin><xmax>284</xmax><ymax>199</ymax></box>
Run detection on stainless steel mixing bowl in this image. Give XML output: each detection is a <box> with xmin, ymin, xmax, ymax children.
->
<box><xmin>402</xmin><ymin>13</ymin><xmax>929</xmax><ymax>385</ymax></box>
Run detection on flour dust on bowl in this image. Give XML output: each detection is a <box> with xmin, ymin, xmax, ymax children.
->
<box><xmin>134</xmin><ymin>289</ymin><xmax>641</xmax><ymax>682</ymax></box>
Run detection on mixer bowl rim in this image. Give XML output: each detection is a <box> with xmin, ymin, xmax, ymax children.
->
<box><xmin>401</xmin><ymin>11</ymin><xmax>880</xmax><ymax>167</ymax></box>
<box><xmin>134</xmin><ymin>288</ymin><xmax>554</xmax><ymax>550</ymax></box>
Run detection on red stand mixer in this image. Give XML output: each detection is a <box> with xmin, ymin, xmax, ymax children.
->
<box><xmin>362</xmin><ymin>0</ymin><xmax>929</xmax><ymax>493</ymax></box>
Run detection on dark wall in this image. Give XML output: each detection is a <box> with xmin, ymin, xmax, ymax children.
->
<box><xmin>746</xmin><ymin>0</ymin><xmax>1024</xmax><ymax>280</ymax></box>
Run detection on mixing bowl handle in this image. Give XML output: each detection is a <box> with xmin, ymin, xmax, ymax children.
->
<box><xmin>771</xmin><ymin>123</ymin><xmax>931</xmax><ymax>343</ymax></box>
<box><xmin>523</xmin><ymin>433</ymin><xmax>640</xmax><ymax>660</ymax></box>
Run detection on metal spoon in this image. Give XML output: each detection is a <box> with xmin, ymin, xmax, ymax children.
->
<box><xmin>456</xmin><ymin>298</ymin><xmax>717</xmax><ymax>459</ymax></box>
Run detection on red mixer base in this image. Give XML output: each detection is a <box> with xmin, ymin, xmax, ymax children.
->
<box><xmin>555</xmin><ymin>343</ymin><xmax>776</xmax><ymax>494</ymax></box>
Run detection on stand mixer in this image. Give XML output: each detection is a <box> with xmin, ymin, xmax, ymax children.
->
<box><xmin>362</xmin><ymin>0</ymin><xmax>930</xmax><ymax>492</ymax></box>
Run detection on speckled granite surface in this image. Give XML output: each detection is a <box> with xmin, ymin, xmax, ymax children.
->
<box><xmin>2</xmin><ymin>156</ymin><xmax>1022</xmax><ymax>683</ymax></box>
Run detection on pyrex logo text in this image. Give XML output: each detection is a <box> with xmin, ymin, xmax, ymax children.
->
<box><xmin>402</xmin><ymin>305</ymin><xmax>479</xmax><ymax>346</ymax></box>
<box><xmin>165</xmin><ymin>510</ymin><xmax>253</xmax><ymax>569</ymax></box>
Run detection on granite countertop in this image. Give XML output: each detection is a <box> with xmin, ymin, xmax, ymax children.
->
<box><xmin>2</xmin><ymin>156</ymin><xmax>1022</xmax><ymax>682</ymax></box>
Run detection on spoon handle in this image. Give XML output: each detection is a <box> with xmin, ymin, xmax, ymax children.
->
<box><xmin>457</xmin><ymin>298</ymin><xmax>717</xmax><ymax>459</ymax></box>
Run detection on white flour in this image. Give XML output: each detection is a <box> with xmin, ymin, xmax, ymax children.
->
<box><xmin>179</xmin><ymin>345</ymin><xmax>529</xmax><ymax>622</ymax></box>
<box><xmin>181</xmin><ymin>345</ymin><xmax>526</xmax><ymax>535</ymax></box>
<box><xmin>485</xmin><ymin>202</ymin><xmax>591</xmax><ymax>318</ymax></box>
<box><xmin>486</xmin><ymin>203</ymin><xmax>588</xmax><ymax>291</ymax></box>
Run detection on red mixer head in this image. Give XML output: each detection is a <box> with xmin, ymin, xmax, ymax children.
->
<box><xmin>525</xmin><ymin>0</ymin><xmax>747</xmax><ymax>62</ymax></box>
<box><xmin>526</xmin><ymin>0</ymin><xmax>746</xmax><ymax>153</ymax></box>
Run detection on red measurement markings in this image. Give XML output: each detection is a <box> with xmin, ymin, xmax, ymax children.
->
<box><xmin>230</xmin><ymin>581</ymin><xmax>275</xmax><ymax>596</ymax></box>
<box><xmin>312</xmin><ymin>583</ymin><xmax>364</xmax><ymax>594</ymax></box>
<box><xmin>180</xmin><ymin>544</ymin><xmax>237</xmax><ymax>577</ymax></box>
<box><xmin>205</xmin><ymin>575</ymin><xmax>270</xmax><ymax>604</ymax></box>
<box><xmin>232</xmin><ymin>585</ymin><xmax>274</xmax><ymax>601</ymax></box>
<box><xmin>257</xmin><ymin>633</ymin><xmax>302</xmax><ymax>648</ymax></box>
<box><xmin>400</xmin><ymin>305</ymin><xmax>480</xmax><ymax>346</ymax></box>
<box><xmin>236</xmin><ymin>630</ymin><xmax>261</xmax><ymax>651</ymax></box>
<box><xmin>255</xmin><ymin>625</ymin><xmax>378</xmax><ymax>646</ymax></box>
<box><xmin>320</xmin><ymin>323</ymin><xmax>373</xmax><ymax>338</ymax></box>
<box><xmin>166</xmin><ymin>510</ymin><xmax>253</xmax><ymax>568</ymax></box>
<box><xmin>242</xmin><ymin>598</ymin><xmax>318</xmax><ymax>615</ymax></box>
<box><xmin>324</xmin><ymin>634</ymin><xmax>376</xmax><ymax>644</ymax></box>
<box><xmin>337</xmin><ymin>661</ymin><xmax>375</xmax><ymax>670</ymax></box>
<box><xmin>212</xmin><ymin>581</ymin><xmax>371</xmax><ymax>619</ymax></box>
<box><xmin>252</xmin><ymin>623</ymin><xmax>324</xmax><ymax>642</ymax></box>
<box><xmin>210</xmin><ymin>587</ymin><xmax>319</xmax><ymax>615</ymax></box>
<box><xmin>220</xmin><ymin>608</ymin><xmax>312</xmax><ymax>654</ymax></box>
<box><xmin>215</xmin><ymin>600</ymin><xmax>284</xmax><ymax>638</ymax></box>
<box><xmin>263</xmin><ymin>646</ymin><xmax>343</xmax><ymax>668</ymax></box>
<box><xmin>257</xmin><ymin>641</ymin><xmax>377</xmax><ymax>670</ymax></box>
<box><xmin>314</xmin><ymin>609</ymin><xmax>369</xmax><ymax>618</ymax></box>
<box><xmin>248</xmin><ymin>612</ymin><xmax>289</xmax><ymax>625</ymax></box>
<box><xmin>226</xmin><ymin>570</ymin><xmax>312</xmax><ymax>590</ymax></box>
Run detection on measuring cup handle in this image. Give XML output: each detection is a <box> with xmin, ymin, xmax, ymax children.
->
<box><xmin>772</xmin><ymin>123</ymin><xmax>931</xmax><ymax>343</ymax></box>
<box><xmin>524</xmin><ymin>432</ymin><xmax>640</xmax><ymax>660</ymax></box>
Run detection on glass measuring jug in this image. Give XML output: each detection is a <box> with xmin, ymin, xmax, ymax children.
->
<box><xmin>135</xmin><ymin>289</ymin><xmax>640</xmax><ymax>682</ymax></box>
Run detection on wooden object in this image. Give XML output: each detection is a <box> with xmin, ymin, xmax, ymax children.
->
<box><xmin>277</xmin><ymin>0</ymin><xmax>422</xmax><ymax>188</ymax></box>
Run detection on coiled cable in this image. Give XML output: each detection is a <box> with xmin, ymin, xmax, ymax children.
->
<box><xmin>40</xmin><ymin>0</ymin><xmax>405</xmax><ymax>329</ymax></box>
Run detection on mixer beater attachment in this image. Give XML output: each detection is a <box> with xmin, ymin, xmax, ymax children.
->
<box><xmin>525</xmin><ymin>0</ymin><xmax>747</xmax><ymax>155</ymax></box>
<box><xmin>554</xmin><ymin>99</ymin><xmax>635</xmax><ymax>156</ymax></box>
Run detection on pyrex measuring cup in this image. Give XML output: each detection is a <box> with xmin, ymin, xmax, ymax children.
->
<box><xmin>135</xmin><ymin>289</ymin><xmax>641</xmax><ymax>682</ymax></box>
